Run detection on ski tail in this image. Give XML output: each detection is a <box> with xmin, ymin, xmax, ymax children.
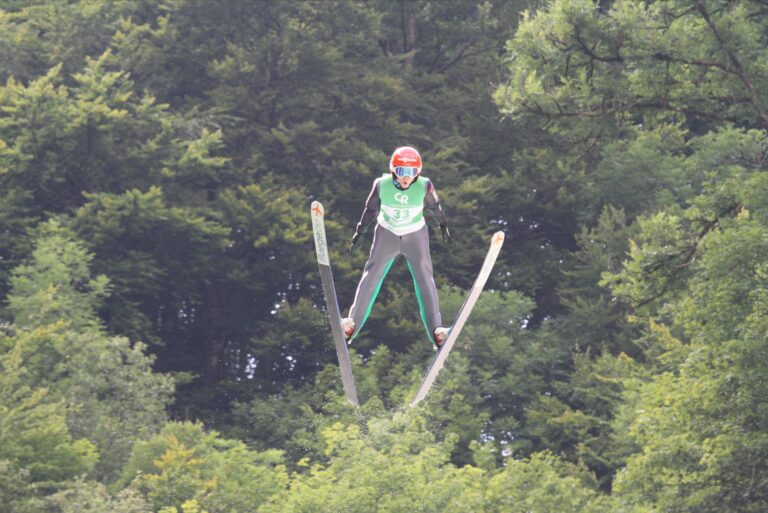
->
<box><xmin>311</xmin><ymin>201</ymin><xmax>359</xmax><ymax>406</ymax></box>
<box><xmin>410</xmin><ymin>231</ymin><xmax>505</xmax><ymax>407</ymax></box>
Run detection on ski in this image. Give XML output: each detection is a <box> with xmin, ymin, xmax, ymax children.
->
<box><xmin>410</xmin><ymin>231</ymin><xmax>505</xmax><ymax>407</ymax></box>
<box><xmin>310</xmin><ymin>201</ymin><xmax>359</xmax><ymax>407</ymax></box>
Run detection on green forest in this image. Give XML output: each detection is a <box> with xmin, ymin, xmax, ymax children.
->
<box><xmin>0</xmin><ymin>0</ymin><xmax>766</xmax><ymax>511</ymax></box>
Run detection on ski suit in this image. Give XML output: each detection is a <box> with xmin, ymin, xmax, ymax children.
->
<box><xmin>346</xmin><ymin>173</ymin><xmax>448</xmax><ymax>342</ymax></box>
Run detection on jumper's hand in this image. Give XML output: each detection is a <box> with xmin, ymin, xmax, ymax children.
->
<box><xmin>439</xmin><ymin>224</ymin><xmax>451</xmax><ymax>244</ymax></box>
<box><xmin>348</xmin><ymin>232</ymin><xmax>360</xmax><ymax>254</ymax></box>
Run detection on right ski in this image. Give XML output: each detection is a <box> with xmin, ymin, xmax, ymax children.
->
<box><xmin>311</xmin><ymin>201</ymin><xmax>359</xmax><ymax>407</ymax></box>
<box><xmin>410</xmin><ymin>231</ymin><xmax>505</xmax><ymax>407</ymax></box>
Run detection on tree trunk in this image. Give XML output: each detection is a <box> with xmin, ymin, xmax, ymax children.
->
<box><xmin>401</xmin><ymin>1</ymin><xmax>417</xmax><ymax>67</ymax></box>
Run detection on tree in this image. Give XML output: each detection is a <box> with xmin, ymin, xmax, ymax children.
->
<box><xmin>0</xmin><ymin>1</ymin><xmax>139</xmax><ymax>84</ymax></box>
<box><xmin>258</xmin><ymin>412</ymin><xmax>609</xmax><ymax>513</ymax></box>
<box><xmin>4</xmin><ymin>219</ymin><xmax>174</xmax><ymax>483</ymax></box>
<box><xmin>495</xmin><ymin>0</ymin><xmax>768</xmax><ymax>132</ymax></box>
<box><xmin>608</xmin><ymin>170</ymin><xmax>768</xmax><ymax>512</ymax></box>
<box><xmin>49</xmin><ymin>480</ymin><xmax>151</xmax><ymax>513</ymax></box>
<box><xmin>494</xmin><ymin>4</ymin><xmax>768</xmax><ymax>506</ymax></box>
<box><xmin>119</xmin><ymin>422</ymin><xmax>287</xmax><ymax>513</ymax></box>
<box><xmin>0</xmin><ymin>343</ymin><xmax>97</xmax><ymax>513</ymax></box>
<box><xmin>485</xmin><ymin>451</ymin><xmax>610</xmax><ymax>513</ymax></box>
<box><xmin>0</xmin><ymin>47</ymin><xmax>184</xmax><ymax>301</ymax></box>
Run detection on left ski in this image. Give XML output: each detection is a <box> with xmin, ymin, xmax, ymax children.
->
<box><xmin>311</xmin><ymin>201</ymin><xmax>359</xmax><ymax>407</ymax></box>
<box><xmin>410</xmin><ymin>231</ymin><xmax>505</xmax><ymax>407</ymax></box>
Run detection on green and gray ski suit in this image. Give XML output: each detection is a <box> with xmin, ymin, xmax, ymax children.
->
<box><xmin>346</xmin><ymin>174</ymin><xmax>448</xmax><ymax>342</ymax></box>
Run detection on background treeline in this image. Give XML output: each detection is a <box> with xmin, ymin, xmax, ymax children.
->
<box><xmin>0</xmin><ymin>0</ymin><xmax>766</xmax><ymax>512</ymax></box>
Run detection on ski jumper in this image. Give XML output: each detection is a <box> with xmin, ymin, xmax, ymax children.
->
<box><xmin>347</xmin><ymin>173</ymin><xmax>447</xmax><ymax>342</ymax></box>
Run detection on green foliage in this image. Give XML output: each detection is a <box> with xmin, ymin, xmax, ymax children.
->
<box><xmin>3</xmin><ymin>219</ymin><xmax>174</xmax><ymax>483</ymax></box>
<box><xmin>0</xmin><ymin>343</ymin><xmax>97</xmax><ymax>513</ymax></box>
<box><xmin>49</xmin><ymin>480</ymin><xmax>151</xmax><ymax>513</ymax></box>
<box><xmin>602</xmin><ymin>129</ymin><xmax>766</xmax><ymax>315</ymax></box>
<box><xmin>8</xmin><ymin>219</ymin><xmax>109</xmax><ymax>329</ymax></box>
<box><xmin>258</xmin><ymin>413</ymin><xmax>608</xmax><ymax>513</ymax></box>
<box><xmin>72</xmin><ymin>186</ymin><xmax>231</xmax><ymax>344</ymax></box>
<box><xmin>0</xmin><ymin>1</ymin><xmax>136</xmax><ymax>83</ymax></box>
<box><xmin>120</xmin><ymin>422</ymin><xmax>287</xmax><ymax>513</ymax></box>
<box><xmin>590</xmin><ymin>126</ymin><xmax>691</xmax><ymax>219</ymax></box>
<box><xmin>496</xmin><ymin>0</ymin><xmax>768</xmax><ymax>131</ymax></box>
<box><xmin>609</xmin><ymin>201</ymin><xmax>768</xmax><ymax>512</ymax></box>
<box><xmin>0</xmin><ymin>42</ymin><xmax>186</xmax><ymax>302</ymax></box>
<box><xmin>525</xmin><ymin>352</ymin><xmax>648</xmax><ymax>489</ymax></box>
<box><xmin>557</xmin><ymin>206</ymin><xmax>641</xmax><ymax>359</ymax></box>
<box><xmin>259</xmin><ymin>417</ymin><xmax>481</xmax><ymax>513</ymax></box>
<box><xmin>485</xmin><ymin>451</ymin><xmax>609</xmax><ymax>513</ymax></box>
<box><xmin>159</xmin><ymin>499</ymin><xmax>208</xmax><ymax>513</ymax></box>
<box><xmin>495</xmin><ymin>5</ymin><xmax>768</xmax><ymax>509</ymax></box>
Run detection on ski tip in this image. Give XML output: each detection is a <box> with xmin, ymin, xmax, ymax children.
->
<box><xmin>492</xmin><ymin>231</ymin><xmax>505</xmax><ymax>247</ymax></box>
<box><xmin>311</xmin><ymin>201</ymin><xmax>324</xmax><ymax>217</ymax></box>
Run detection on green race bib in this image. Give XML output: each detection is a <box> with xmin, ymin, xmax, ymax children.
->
<box><xmin>377</xmin><ymin>174</ymin><xmax>427</xmax><ymax>235</ymax></box>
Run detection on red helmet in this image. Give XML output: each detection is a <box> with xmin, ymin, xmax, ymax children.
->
<box><xmin>389</xmin><ymin>146</ymin><xmax>422</xmax><ymax>177</ymax></box>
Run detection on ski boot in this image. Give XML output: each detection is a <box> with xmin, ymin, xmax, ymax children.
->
<box><xmin>433</xmin><ymin>326</ymin><xmax>450</xmax><ymax>349</ymax></box>
<box><xmin>341</xmin><ymin>317</ymin><xmax>355</xmax><ymax>342</ymax></box>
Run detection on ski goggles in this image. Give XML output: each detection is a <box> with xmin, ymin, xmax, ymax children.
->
<box><xmin>394</xmin><ymin>166</ymin><xmax>419</xmax><ymax>178</ymax></box>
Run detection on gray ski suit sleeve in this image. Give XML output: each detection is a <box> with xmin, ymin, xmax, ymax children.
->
<box><xmin>423</xmin><ymin>179</ymin><xmax>447</xmax><ymax>229</ymax></box>
<box><xmin>352</xmin><ymin>179</ymin><xmax>381</xmax><ymax>238</ymax></box>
